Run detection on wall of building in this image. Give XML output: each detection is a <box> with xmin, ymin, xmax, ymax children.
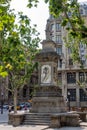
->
<box><xmin>45</xmin><ymin>2</ymin><xmax>87</xmax><ymax>109</ymax></box>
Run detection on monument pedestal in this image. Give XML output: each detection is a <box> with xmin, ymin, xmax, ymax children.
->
<box><xmin>31</xmin><ymin>86</ymin><xmax>67</xmax><ymax>113</ymax></box>
<box><xmin>31</xmin><ymin>96</ymin><xmax>66</xmax><ymax>113</ymax></box>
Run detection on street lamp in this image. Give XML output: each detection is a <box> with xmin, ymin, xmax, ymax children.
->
<box><xmin>1</xmin><ymin>92</ymin><xmax>4</xmax><ymax>114</ymax></box>
<box><xmin>67</xmin><ymin>91</ymin><xmax>70</xmax><ymax>111</ymax></box>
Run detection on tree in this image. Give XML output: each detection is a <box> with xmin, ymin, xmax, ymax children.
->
<box><xmin>27</xmin><ymin>0</ymin><xmax>87</xmax><ymax>64</ymax></box>
<box><xmin>27</xmin><ymin>0</ymin><xmax>87</xmax><ymax>99</ymax></box>
<box><xmin>0</xmin><ymin>0</ymin><xmax>40</xmax><ymax>113</ymax></box>
<box><xmin>0</xmin><ymin>0</ymin><xmax>15</xmax><ymax>77</ymax></box>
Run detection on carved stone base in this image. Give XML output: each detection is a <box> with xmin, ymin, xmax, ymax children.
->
<box><xmin>31</xmin><ymin>96</ymin><xmax>66</xmax><ymax>113</ymax></box>
<box><xmin>31</xmin><ymin>86</ymin><xmax>67</xmax><ymax>113</ymax></box>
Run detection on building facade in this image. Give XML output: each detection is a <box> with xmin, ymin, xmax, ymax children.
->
<box><xmin>1</xmin><ymin>2</ymin><xmax>87</xmax><ymax>109</ymax></box>
<box><xmin>45</xmin><ymin>2</ymin><xmax>87</xmax><ymax>109</ymax></box>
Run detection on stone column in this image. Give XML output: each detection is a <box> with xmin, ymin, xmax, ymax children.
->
<box><xmin>62</xmin><ymin>71</ymin><xmax>67</xmax><ymax>100</ymax></box>
<box><xmin>76</xmin><ymin>72</ymin><xmax>80</xmax><ymax>107</ymax></box>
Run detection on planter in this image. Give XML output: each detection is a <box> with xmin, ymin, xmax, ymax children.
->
<box><xmin>8</xmin><ymin>112</ymin><xmax>25</xmax><ymax>126</ymax></box>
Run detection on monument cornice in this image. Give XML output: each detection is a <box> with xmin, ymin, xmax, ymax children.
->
<box><xmin>36</xmin><ymin>51</ymin><xmax>59</xmax><ymax>62</ymax></box>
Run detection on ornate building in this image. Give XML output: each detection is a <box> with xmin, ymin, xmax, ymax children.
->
<box><xmin>45</xmin><ymin>2</ymin><xmax>87</xmax><ymax>109</ymax></box>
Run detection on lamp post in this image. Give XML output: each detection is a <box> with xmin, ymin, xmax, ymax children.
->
<box><xmin>1</xmin><ymin>92</ymin><xmax>3</xmax><ymax>114</ymax></box>
<box><xmin>68</xmin><ymin>91</ymin><xmax>70</xmax><ymax>111</ymax></box>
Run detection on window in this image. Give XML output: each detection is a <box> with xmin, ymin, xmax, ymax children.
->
<box><xmin>56</xmin><ymin>23</ymin><xmax>61</xmax><ymax>31</ymax></box>
<box><xmin>67</xmin><ymin>72</ymin><xmax>76</xmax><ymax>83</ymax></box>
<box><xmin>80</xmin><ymin>9</ymin><xmax>84</xmax><ymax>15</ymax></box>
<box><xmin>56</xmin><ymin>35</ymin><xmax>62</xmax><ymax>43</ymax></box>
<box><xmin>50</xmin><ymin>14</ymin><xmax>54</xmax><ymax>19</ymax></box>
<box><xmin>51</xmin><ymin>24</ymin><xmax>54</xmax><ymax>31</ymax></box>
<box><xmin>67</xmin><ymin>89</ymin><xmax>76</xmax><ymax>101</ymax></box>
<box><xmin>80</xmin><ymin>89</ymin><xmax>87</xmax><ymax>101</ymax></box>
<box><xmin>79</xmin><ymin>72</ymin><xmax>84</xmax><ymax>82</ymax></box>
<box><xmin>59</xmin><ymin>59</ymin><xmax>62</xmax><ymax>68</ymax></box>
<box><xmin>69</xmin><ymin>59</ymin><xmax>73</xmax><ymax>65</ymax></box>
<box><xmin>81</xmin><ymin>50</ymin><xmax>84</xmax><ymax>53</ymax></box>
<box><xmin>58</xmin><ymin>73</ymin><xmax>62</xmax><ymax>84</ymax></box>
<box><xmin>79</xmin><ymin>72</ymin><xmax>87</xmax><ymax>83</ymax></box>
<box><xmin>51</xmin><ymin>35</ymin><xmax>55</xmax><ymax>41</ymax></box>
<box><xmin>81</xmin><ymin>60</ymin><xmax>85</xmax><ymax>66</ymax></box>
<box><xmin>56</xmin><ymin>47</ymin><xmax>62</xmax><ymax>55</ymax></box>
<box><xmin>68</xmin><ymin>48</ymin><xmax>72</xmax><ymax>54</ymax></box>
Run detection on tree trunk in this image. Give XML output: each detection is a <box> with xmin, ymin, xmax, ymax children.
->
<box><xmin>13</xmin><ymin>88</ymin><xmax>17</xmax><ymax>113</ymax></box>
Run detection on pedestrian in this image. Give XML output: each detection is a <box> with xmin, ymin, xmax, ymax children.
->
<box><xmin>24</xmin><ymin>105</ymin><xmax>27</xmax><ymax>110</ymax></box>
<box><xmin>9</xmin><ymin>105</ymin><xmax>12</xmax><ymax>112</ymax></box>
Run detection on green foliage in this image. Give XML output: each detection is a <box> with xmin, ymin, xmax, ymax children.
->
<box><xmin>0</xmin><ymin>0</ymin><xmax>40</xmax><ymax>113</ymax></box>
<box><xmin>62</xmin><ymin>19</ymin><xmax>68</xmax><ymax>26</ymax></box>
<box><xmin>49</xmin><ymin>0</ymin><xmax>63</xmax><ymax>17</ymax></box>
<box><xmin>27</xmin><ymin>0</ymin><xmax>87</xmax><ymax>64</ymax></box>
<box><xmin>0</xmin><ymin>66</ymin><xmax>8</xmax><ymax>77</ymax></box>
<box><xmin>27</xmin><ymin>0</ymin><xmax>39</xmax><ymax>8</ymax></box>
<box><xmin>44</xmin><ymin>0</ymin><xmax>49</xmax><ymax>3</ymax></box>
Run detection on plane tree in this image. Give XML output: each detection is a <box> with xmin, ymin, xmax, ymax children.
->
<box><xmin>0</xmin><ymin>0</ymin><xmax>40</xmax><ymax>113</ymax></box>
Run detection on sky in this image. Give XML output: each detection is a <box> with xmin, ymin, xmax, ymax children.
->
<box><xmin>10</xmin><ymin>0</ymin><xmax>87</xmax><ymax>45</ymax></box>
<box><xmin>10</xmin><ymin>0</ymin><xmax>49</xmax><ymax>43</ymax></box>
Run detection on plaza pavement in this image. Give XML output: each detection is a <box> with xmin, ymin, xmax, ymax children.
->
<box><xmin>0</xmin><ymin>109</ymin><xmax>87</xmax><ymax>130</ymax></box>
<box><xmin>0</xmin><ymin>123</ymin><xmax>87</xmax><ymax>130</ymax></box>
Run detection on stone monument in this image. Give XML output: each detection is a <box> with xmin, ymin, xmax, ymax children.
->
<box><xmin>31</xmin><ymin>40</ymin><xmax>67</xmax><ymax>113</ymax></box>
<box><xmin>10</xmin><ymin>40</ymin><xmax>80</xmax><ymax>127</ymax></box>
<box><xmin>30</xmin><ymin>40</ymin><xmax>80</xmax><ymax>128</ymax></box>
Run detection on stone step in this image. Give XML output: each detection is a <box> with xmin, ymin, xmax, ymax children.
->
<box><xmin>25</xmin><ymin>114</ymin><xmax>50</xmax><ymax>117</ymax></box>
<box><xmin>25</xmin><ymin>113</ymin><xmax>51</xmax><ymax>116</ymax></box>
<box><xmin>23</xmin><ymin>121</ymin><xmax>50</xmax><ymax>125</ymax></box>
<box><xmin>24</xmin><ymin>119</ymin><xmax>50</xmax><ymax>123</ymax></box>
<box><xmin>24</xmin><ymin>119</ymin><xmax>50</xmax><ymax>122</ymax></box>
<box><xmin>25</xmin><ymin>115</ymin><xmax>50</xmax><ymax>119</ymax></box>
<box><xmin>24</xmin><ymin>113</ymin><xmax>51</xmax><ymax>118</ymax></box>
<box><xmin>24</xmin><ymin>118</ymin><xmax>50</xmax><ymax>121</ymax></box>
<box><xmin>79</xmin><ymin>119</ymin><xmax>82</xmax><ymax>123</ymax></box>
<box><xmin>80</xmin><ymin>122</ymin><xmax>87</xmax><ymax>127</ymax></box>
<box><xmin>23</xmin><ymin>112</ymin><xmax>82</xmax><ymax>126</ymax></box>
<box><xmin>23</xmin><ymin>113</ymin><xmax>51</xmax><ymax>125</ymax></box>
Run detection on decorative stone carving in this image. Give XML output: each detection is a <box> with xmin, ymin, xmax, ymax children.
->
<box><xmin>41</xmin><ymin>65</ymin><xmax>51</xmax><ymax>84</ymax></box>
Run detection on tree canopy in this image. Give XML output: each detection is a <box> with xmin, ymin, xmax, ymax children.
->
<box><xmin>0</xmin><ymin>0</ymin><xmax>40</xmax><ymax>113</ymax></box>
<box><xmin>28</xmin><ymin>0</ymin><xmax>87</xmax><ymax>65</ymax></box>
<box><xmin>0</xmin><ymin>0</ymin><xmax>40</xmax><ymax>77</ymax></box>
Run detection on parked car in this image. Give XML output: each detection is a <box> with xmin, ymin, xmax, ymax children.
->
<box><xmin>9</xmin><ymin>104</ymin><xmax>22</xmax><ymax>111</ymax></box>
<box><xmin>19</xmin><ymin>102</ymin><xmax>31</xmax><ymax>109</ymax></box>
<box><xmin>16</xmin><ymin>104</ymin><xmax>21</xmax><ymax>110</ymax></box>
<box><xmin>3</xmin><ymin>104</ymin><xmax>9</xmax><ymax>110</ymax></box>
<box><xmin>19</xmin><ymin>102</ymin><xmax>25</xmax><ymax>109</ymax></box>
